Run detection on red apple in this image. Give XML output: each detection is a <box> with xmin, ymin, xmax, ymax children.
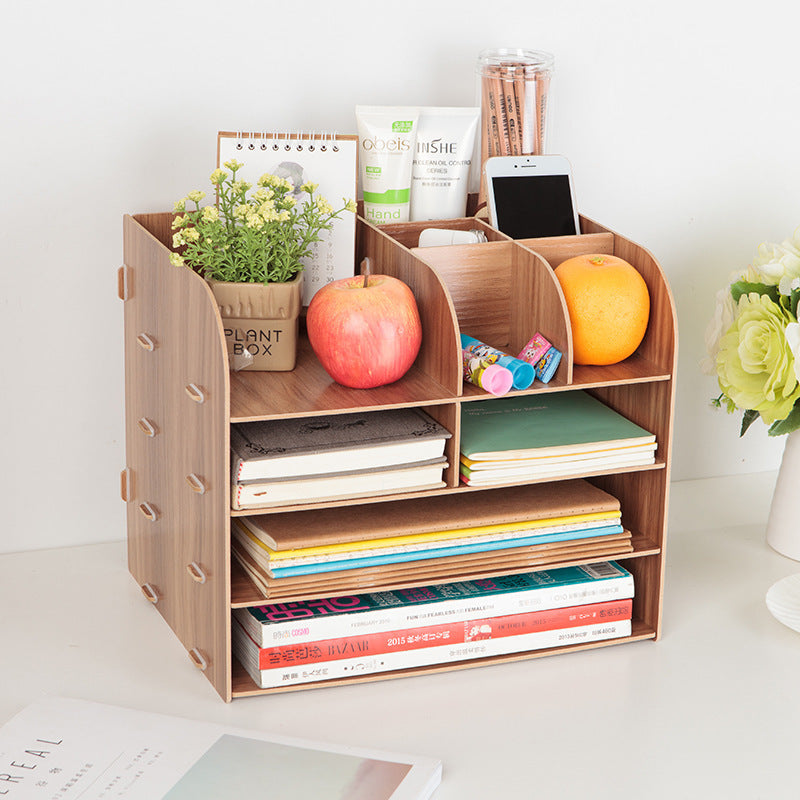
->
<box><xmin>306</xmin><ymin>274</ymin><xmax>422</xmax><ymax>389</ymax></box>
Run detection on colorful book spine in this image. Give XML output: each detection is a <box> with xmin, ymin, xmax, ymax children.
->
<box><xmin>234</xmin><ymin>618</ymin><xmax>632</xmax><ymax>689</ymax></box>
<box><xmin>234</xmin><ymin>561</ymin><xmax>634</xmax><ymax>647</ymax></box>
<box><xmin>243</xmin><ymin>599</ymin><xmax>632</xmax><ymax>669</ymax></box>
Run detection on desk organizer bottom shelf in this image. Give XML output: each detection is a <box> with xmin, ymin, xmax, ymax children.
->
<box><xmin>228</xmin><ymin>543</ymin><xmax>663</xmax><ymax>698</ymax></box>
<box><xmin>229</xmin><ymin>621</ymin><xmax>657</xmax><ymax>697</ymax></box>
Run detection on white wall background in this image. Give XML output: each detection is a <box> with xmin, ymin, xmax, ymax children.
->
<box><xmin>1</xmin><ymin>0</ymin><xmax>797</xmax><ymax>554</ymax></box>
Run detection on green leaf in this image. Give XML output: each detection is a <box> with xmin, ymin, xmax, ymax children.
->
<box><xmin>768</xmin><ymin>402</ymin><xmax>800</xmax><ymax>436</ymax></box>
<box><xmin>730</xmin><ymin>281</ymin><xmax>780</xmax><ymax>304</ymax></box>
<box><xmin>740</xmin><ymin>409</ymin><xmax>760</xmax><ymax>436</ymax></box>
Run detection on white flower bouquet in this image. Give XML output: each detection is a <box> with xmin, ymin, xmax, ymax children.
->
<box><xmin>704</xmin><ymin>226</ymin><xmax>800</xmax><ymax>435</ymax></box>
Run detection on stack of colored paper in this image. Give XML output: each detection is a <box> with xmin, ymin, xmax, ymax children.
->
<box><xmin>230</xmin><ymin>480</ymin><xmax>633</xmax><ymax>602</ymax></box>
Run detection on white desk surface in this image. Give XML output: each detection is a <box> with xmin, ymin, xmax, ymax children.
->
<box><xmin>2</xmin><ymin>473</ymin><xmax>799</xmax><ymax>799</ymax></box>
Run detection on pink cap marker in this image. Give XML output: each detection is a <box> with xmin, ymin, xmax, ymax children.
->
<box><xmin>480</xmin><ymin>364</ymin><xmax>514</xmax><ymax>395</ymax></box>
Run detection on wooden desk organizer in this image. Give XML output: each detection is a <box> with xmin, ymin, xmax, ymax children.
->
<box><xmin>120</xmin><ymin>211</ymin><xmax>676</xmax><ymax>701</ymax></box>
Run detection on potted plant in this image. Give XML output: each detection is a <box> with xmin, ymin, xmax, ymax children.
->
<box><xmin>170</xmin><ymin>159</ymin><xmax>356</xmax><ymax>371</ymax></box>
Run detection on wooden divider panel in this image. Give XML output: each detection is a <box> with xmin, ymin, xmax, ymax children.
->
<box><xmin>357</xmin><ymin>219</ymin><xmax>461</xmax><ymax>396</ymax></box>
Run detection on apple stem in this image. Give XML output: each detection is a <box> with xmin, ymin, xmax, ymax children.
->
<box><xmin>360</xmin><ymin>257</ymin><xmax>371</xmax><ymax>289</ymax></box>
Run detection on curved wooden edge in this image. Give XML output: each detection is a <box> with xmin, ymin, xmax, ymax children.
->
<box><xmin>123</xmin><ymin>212</ymin><xmax>233</xmax><ymax>702</ymax></box>
<box><xmin>578</xmin><ymin>215</ymin><xmax>678</xmax><ymax>378</ymax></box>
<box><xmin>510</xmin><ymin>245</ymin><xmax>574</xmax><ymax>384</ymax></box>
<box><xmin>357</xmin><ymin>217</ymin><xmax>462</xmax><ymax>396</ymax></box>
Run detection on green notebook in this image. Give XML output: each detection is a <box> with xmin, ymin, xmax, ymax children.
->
<box><xmin>460</xmin><ymin>391</ymin><xmax>656</xmax><ymax>461</ymax></box>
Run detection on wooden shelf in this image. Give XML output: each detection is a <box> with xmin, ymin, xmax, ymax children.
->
<box><xmin>230</xmin><ymin>338</ymin><xmax>455</xmax><ymax>422</ymax></box>
<box><xmin>229</xmin><ymin>617</ymin><xmax>657</xmax><ymax>698</ymax></box>
<box><xmin>121</xmin><ymin>208</ymin><xmax>676</xmax><ymax>702</ymax></box>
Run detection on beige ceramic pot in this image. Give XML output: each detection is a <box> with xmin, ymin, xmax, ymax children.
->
<box><xmin>208</xmin><ymin>273</ymin><xmax>303</xmax><ymax>371</ymax></box>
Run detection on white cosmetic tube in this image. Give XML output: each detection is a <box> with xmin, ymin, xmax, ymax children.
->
<box><xmin>356</xmin><ymin>106</ymin><xmax>420</xmax><ymax>224</ymax></box>
<box><xmin>409</xmin><ymin>107</ymin><xmax>480</xmax><ymax>221</ymax></box>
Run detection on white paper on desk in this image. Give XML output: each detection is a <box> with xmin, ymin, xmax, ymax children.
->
<box><xmin>0</xmin><ymin>697</ymin><xmax>441</xmax><ymax>800</ymax></box>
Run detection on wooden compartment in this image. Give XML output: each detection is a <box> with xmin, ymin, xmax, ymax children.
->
<box><xmin>121</xmin><ymin>207</ymin><xmax>676</xmax><ymax>701</ymax></box>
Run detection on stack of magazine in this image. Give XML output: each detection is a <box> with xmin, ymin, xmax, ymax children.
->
<box><xmin>459</xmin><ymin>391</ymin><xmax>657</xmax><ymax>486</ymax></box>
<box><xmin>233</xmin><ymin>560</ymin><xmax>635</xmax><ymax>689</ymax></box>
<box><xmin>231</xmin><ymin>408</ymin><xmax>451</xmax><ymax>510</ymax></box>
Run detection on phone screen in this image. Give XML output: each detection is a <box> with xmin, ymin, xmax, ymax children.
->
<box><xmin>490</xmin><ymin>174</ymin><xmax>577</xmax><ymax>238</ymax></box>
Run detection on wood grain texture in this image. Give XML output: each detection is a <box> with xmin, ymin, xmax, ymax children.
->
<box><xmin>230</xmin><ymin>622</ymin><xmax>656</xmax><ymax>697</ymax></box>
<box><xmin>379</xmin><ymin>217</ymin><xmax>508</xmax><ymax>249</ymax></box>
<box><xmin>357</xmin><ymin>218</ymin><xmax>462</xmax><ymax>395</ymax></box>
<box><xmin>230</xmin><ymin>338</ymin><xmax>454</xmax><ymax>421</ymax></box>
<box><xmin>124</xmin><ymin>213</ymin><xmax>232</xmax><ymax>701</ymax></box>
<box><xmin>121</xmin><ymin>207</ymin><xmax>676</xmax><ymax>699</ymax></box>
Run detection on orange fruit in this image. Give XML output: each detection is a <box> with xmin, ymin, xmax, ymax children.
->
<box><xmin>554</xmin><ymin>253</ymin><xmax>650</xmax><ymax>365</ymax></box>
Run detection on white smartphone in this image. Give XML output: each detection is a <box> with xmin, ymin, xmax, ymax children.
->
<box><xmin>484</xmin><ymin>154</ymin><xmax>580</xmax><ymax>238</ymax></box>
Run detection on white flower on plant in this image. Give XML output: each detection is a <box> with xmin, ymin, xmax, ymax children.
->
<box><xmin>245</xmin><ymin>212</ymin><xmax>264</xmax><ymax>230</ymax></box>
<box><xmin>746</xmin><ymin>227</ymin><xmax>800</xmax><ymax>287</ymax></box>
<box><xmin>316</xmin><ymin>197</ymin><xmax>333</xmax><ymax>215</ymax></box>
<box><xmin>209</xmin><ymin>168</ymin><xmax>227</xmax><ymax>186</ymax></box>
<box><xmin>701</xmin><ymin>284</ymin><xmax>738</xmax><ymax>375</ymax></box>
<box><xmin>786</xmin><ymin>322</ymin><xmax>800</xmax><ymax>384</ymax></box>
<box><xmin>706</xmin><ymin>224</ymin><xmax>800</xmax><ymax>436</ymax></box>
<box><xmin>170</xmin><ymin>168</ymin><xmax>355</xmax><ymax>284</ymax></box>
<box><xmin>779</xmin><ymin>275</ymin><xmax>800</xmax><ymax>296</ymax></box>
<box><xmin>201</xmin><ymin>205</ymin><xmax>219</xmax><ymax>222</ymax></box>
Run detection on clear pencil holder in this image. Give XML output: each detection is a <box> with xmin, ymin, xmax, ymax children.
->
<box><xmin>476</xmin><ymin>48</ymin><xmax>554</xmax><ymax>189</ymax></box>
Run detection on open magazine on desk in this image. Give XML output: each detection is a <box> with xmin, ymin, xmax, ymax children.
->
<box><xmin>0</xmin><ymin>697</ymin><xmax>441</xmax><ymax>800</ymax></box>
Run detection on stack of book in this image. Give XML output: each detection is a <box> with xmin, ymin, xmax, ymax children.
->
<box><xmin>230</xmin><ymin>480</ymin><xmax>633</xmax><ymax>601</ymax></box>
<box><xmin>459</xmin><ymin>391</ymin><xmax>657</xmax><ymax>486</ymax></box>
<box><xmin>233</xmin><ymin>560</ymin><xmax>635</xmax><ymax>689</ymax></box>
<box><xmin>230</xmin><ymin>408</ymin><xmax>451</xmax><ymax>510</ymax></box>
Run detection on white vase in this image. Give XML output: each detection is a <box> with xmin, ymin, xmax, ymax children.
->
<box><xmin>766</xmin><ymin>428</ymin><xmax>800</xmax><ymax>560</ymax></box>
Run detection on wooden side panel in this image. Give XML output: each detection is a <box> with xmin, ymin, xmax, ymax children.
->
<box><xmin>123</xmin><ymin>213</ymin><xmax>232</xmax><ymax>701</ymax></box>
<box><xmin>578</xmin><ymin>216</ymin><xmax>678</xmax><ymax>374</ymax></box>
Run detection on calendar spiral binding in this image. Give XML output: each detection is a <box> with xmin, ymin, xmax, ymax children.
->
<box><xmin>224</xmin><ymin>130</ymin><xmax>343</xmax><ymax>155</ymax></box>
